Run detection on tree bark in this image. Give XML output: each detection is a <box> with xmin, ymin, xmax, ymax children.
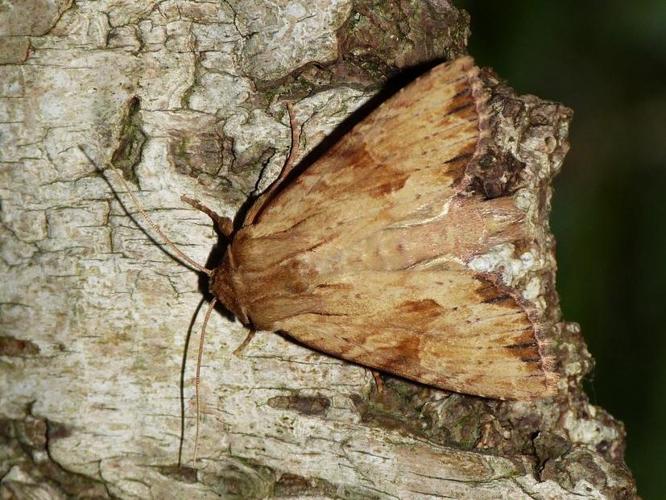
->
<box><xmin>0</xmin><ymin>1</ymin><xmax>637</xmax><ymax>498</ymax></box>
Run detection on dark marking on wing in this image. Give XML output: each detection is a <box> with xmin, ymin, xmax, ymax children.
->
<box><xmin>397</xmin><ymin>299</ymin><xmax>443</xmax><ymax>321</ymax></box>
<box><xmin>382</xmin><ymin>335</ymin><xmax>422</xmax><ymax>372</ymax></box>
<box><xmin>475</xmin><ymin>280</ymin><xmax>522</xmax><ymax>310</ymax></box>
<box><xmin>504</xmin><ymin>341</ymin><xmax>539</xmax><ymax>349</ymax></box>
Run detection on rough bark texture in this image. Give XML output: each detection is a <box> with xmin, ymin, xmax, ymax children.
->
<box><xmin>0</xmin><ymin>1</ymin><xmax>637</xmax><ymax>499</ymax></box>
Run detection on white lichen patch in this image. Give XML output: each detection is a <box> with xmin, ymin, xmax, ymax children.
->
<box><xmin>523</xmin><ymin>275</ymin><xmax>542</xmax><ymax>301</ymax></box>
<box><xmin>467</xmin><ymin>243</ymin><xmax>540</xmax><ymax>286</ymax></box>
<box><xmin>514</xmin><ymin>187</ymin><xmax>536</xmax><ymax>212</ymax></box>
<box><xmin>562</xmin><ymin>408</ymin><xmax>619</xmax><ymax>448</ymax></box>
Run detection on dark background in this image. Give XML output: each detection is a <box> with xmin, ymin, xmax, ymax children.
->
<box><xmin>456</xmin><ymin>1</ymin><xmax>666</xmax><ymax>497</ymax></box>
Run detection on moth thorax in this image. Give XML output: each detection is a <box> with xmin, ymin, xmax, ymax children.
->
<box><xmin>210</xmin><ymin>253</ymin><xmax>248</xmax><ymax>325</ymax></box>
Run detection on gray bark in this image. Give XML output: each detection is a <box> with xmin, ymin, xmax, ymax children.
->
<box><xmin>0</xmin><ymin>1</ymin><xmax>637</xmax><ymax>498</ymax></box>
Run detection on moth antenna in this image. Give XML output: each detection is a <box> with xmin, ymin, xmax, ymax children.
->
<box><xmin>96</xmin><ymin>156</ymin><xmax>212</xmax><ymax>276</ymax></box>
<box><xmin>180</xmin><ymin>194</ymin><xmax>234</xmax><ymax>239</ymax></box>
<box><xmin>193</xmin><ymin>297</ymin><xmax>217</xmax><ymax>464</ymax></box>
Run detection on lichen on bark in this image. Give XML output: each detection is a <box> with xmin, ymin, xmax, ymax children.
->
<box><xmin>0</xmin><ymin>0</ymin><xmax>637</xmax><ymax>498</ymax></box>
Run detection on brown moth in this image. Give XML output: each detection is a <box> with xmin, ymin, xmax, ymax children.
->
<box><xmin>95</xmin><ymin>55</ymin><xmax>558</xmax><ymax>462</ymax></box>
<box><xmin>205</xmin><ymin>56</ymin><xmax>558</xmax><ymax>400</ymax></box>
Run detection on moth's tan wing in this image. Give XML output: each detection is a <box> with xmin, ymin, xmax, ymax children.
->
<box><xmin>226</xmin><ymin>57</ymin><xmax>556</xmax><ymax>399</ymax></box>
<box><xmin>273</xmin><ymin>266</ymin><xmax>550</xmax><ymax>400</ymax></box>
<box><xmin>243</xmin><ymin>57</ymin><xmax>481</xmax><ymax>230</ymax></box>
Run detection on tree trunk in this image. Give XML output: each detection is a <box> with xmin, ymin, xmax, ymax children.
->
<box><xmin>0</xmin><ymin>1</ymin><xmax>638</xmax><ymax>498</ymax></box>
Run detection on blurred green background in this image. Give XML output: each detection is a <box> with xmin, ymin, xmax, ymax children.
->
<box><xmin>456</xmin><ymin>0</ymin><xmax>666</xmax><ymax>497</ymax></box>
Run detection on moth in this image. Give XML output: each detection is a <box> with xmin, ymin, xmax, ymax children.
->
<box><xmin>210</xmin><ymin>56</ymin><xmax>556</xmax><ymax>398</ymax></box>
<box><xmin>97</xmin><ymin>55</ymin><xmax>557</xmax><ymax>461</ymax></box>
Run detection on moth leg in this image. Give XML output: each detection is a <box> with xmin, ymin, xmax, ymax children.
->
<box><xmin>276</xmin><ymin>102</ymin><xmax>302</xmax><ymax>181</ymax></box>
<box><xmin>372</xmin><ymin>370</ymin><xmax>384</xmax><ymax>394</ymax></box>
<box><xmin>242</xmin><ymin>103</ymin><xmax>303</xmax><ymax>225</ymax></box>
<box><xmin>233</xmin><ymin>329</ymin><xmax>257</xmax><ymax>357</ymax></box>
<box><xmin>181</xmin><ymin>195</ymin><xmax>234</xmax><ymax>238</ymax></box>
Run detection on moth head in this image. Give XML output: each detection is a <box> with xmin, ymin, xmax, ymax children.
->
<box><xmin>209</xmin><ymin>251</ymin><xmax>249</xmax><ymax>325</ymax></box>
